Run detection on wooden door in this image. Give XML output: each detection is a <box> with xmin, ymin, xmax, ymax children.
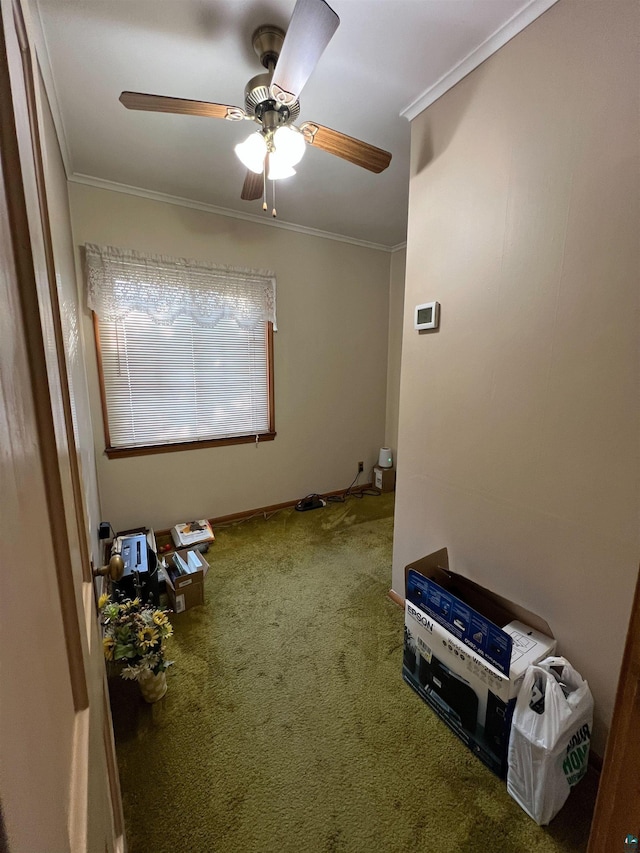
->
<box><xmin>0</xmin><ymin>0</ymin><xmax>124</xmax><ymax>849</ymax></box>
<box><xmin>588</xmin><ymin>565</ymin><xmax>640</xmax><ymax>851</ymax></box>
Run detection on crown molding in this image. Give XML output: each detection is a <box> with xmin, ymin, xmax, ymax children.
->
<box><xmin>400</xmin><ymin>0</ymin><xmax>559</xmax><ymax>122</ymax></box>
<box><xmin>68</xmin><ymin>173</ymin><xmax>396</xmax><ymax>253</ymax></box>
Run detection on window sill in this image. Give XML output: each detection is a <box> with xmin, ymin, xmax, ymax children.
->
<box><xmin>104</xmin><ymin>431</ymin><xmax>276</xmax><ymax>459</ymax></box>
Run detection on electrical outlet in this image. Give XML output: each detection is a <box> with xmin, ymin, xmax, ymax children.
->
<box><xmin>358</xmin><ymin>461</ymin><xmax>364</xmax><ymax>473</ymax></box>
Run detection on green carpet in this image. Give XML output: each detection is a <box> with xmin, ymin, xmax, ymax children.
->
<box><xmin>109</xmin><ymin>493</ymin><xmax>596</xmax><ymax>852</ymax></box>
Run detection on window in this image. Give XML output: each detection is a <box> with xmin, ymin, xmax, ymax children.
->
<box><xmin>86</xmin><ymin>244</ymin><xmax>276</xmax><ymax>458</ymax></box>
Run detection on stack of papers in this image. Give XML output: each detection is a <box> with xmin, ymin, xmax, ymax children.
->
<box><xmin>170</xmin><ymin>519</ymin><xmax>215</xmax><ymax>548</ymax></box>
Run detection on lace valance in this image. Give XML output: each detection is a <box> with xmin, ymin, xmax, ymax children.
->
<box><xmin>84</xmin><ymin>243</ymin><xmax>277</xmax><ymax>331</ymax></box>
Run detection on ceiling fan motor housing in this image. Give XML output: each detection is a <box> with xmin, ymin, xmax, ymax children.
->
<box><xmin>244</xmin><ymin>73</ymin><xmax>300</xmax><ymax>125</ymax></box>
<box><xmin>247</xmin><ymin>25</ymin><xmax>300</xmax><ymax>127</ymax></box>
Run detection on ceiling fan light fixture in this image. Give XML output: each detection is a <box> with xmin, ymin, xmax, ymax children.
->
<box><xmin>120</xmin><ymin>0</ymin><xmax>392</xmax><ymax>216</ymax></box>
<box><xmin>235</xmin><ymin>132</ymin><xmax>267</xmax><ymax>173</ymax></box>
<box><xmin>273</xmin><ymin>125</ymin><xmax>306</xmax><ymax>167</ymax></box>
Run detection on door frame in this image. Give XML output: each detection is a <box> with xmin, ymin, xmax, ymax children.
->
<box><xmin>0</xmin><ymin>0</ymin><xmax>125</xmax><ymax>848</ymax></box>
<box><xmin>588</xmin><ymin>564</ymin><xmax>640</xmax><ymax>851</ymax></box>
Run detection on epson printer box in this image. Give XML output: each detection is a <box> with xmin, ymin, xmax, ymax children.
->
<box><xmin>402</xmin><ymin>548</ymin><xmax>555</xmax><ymax>777</ymax></box>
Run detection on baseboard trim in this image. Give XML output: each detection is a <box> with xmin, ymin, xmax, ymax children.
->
<box><xmin>588</xmin><ymin>749</ymin><xmax>603</xmax><ymax>775</ymax></box>
<box><xmin>155</xmin><ymin>483</ymin><xmax>375</xmax><ymax>539</ymax></box>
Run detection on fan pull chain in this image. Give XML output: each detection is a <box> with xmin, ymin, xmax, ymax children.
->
<box><xmin>272</xmin><ymin>179</ymin><xmax>277</xmax><ymax>218</ymax></box>
<box><xmin>262</xmin><ymin>162</ymin><xmax>267</xmax><ymax>212</ymax></box>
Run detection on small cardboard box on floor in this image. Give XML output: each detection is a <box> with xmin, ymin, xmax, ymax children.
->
<box><xmin>164</xmin><ymin>548</ymin><xmax>209</xmax><ymax>613</ymax></box>
<box><xmin>373</xmin><ymin>465</ymin><xmax>396</xmax><ymax>492</ymax></box>
<box><xmin>402</xmin><ymin>548</ymin><xmax>555</xmax><ymax>778</ymax></box>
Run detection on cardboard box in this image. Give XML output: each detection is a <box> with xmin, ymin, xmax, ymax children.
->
<box><xmin>164</xmin><ymin>548</ymin><xmax>209</xmax><ymax>613</ymax></box>
<box><xmin>373</xmin><ymin>465</ymin><xmax>396</xmax><ymax>492</ymax></box>
<box><xmin>402</xmin><ymin>548</ymin><xmax>555</xmax><ymax>777</ymax></box>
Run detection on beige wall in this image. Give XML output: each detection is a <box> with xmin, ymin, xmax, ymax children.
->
<box><xmin>392</xmin><ymin>0</ymin><xmax>639</xmax><ymax>754</ymax></box>
<box><xmin>69</xmin><ymin>183</ymin><xmax>391</xmax><ymax>531</ymax></box>
<box><xmin>385</xmin><ymin>247</ymin><xmax>406</xmax><ymax>463</ymax></box>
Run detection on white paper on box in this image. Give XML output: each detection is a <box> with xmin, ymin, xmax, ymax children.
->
<box><xmin>503</xmin><ymin>621</ymin><xmax>557</xmax><ymax>693</ymax></box>
<box><xmin>174</xmin><ymin>594</ymin><xmax>185</xmax><ymax>614</ymax></box>
<box><xmin>187</xmin><ymin>550</ymin><xmax>201</xmax><ymax>572</ymax></box>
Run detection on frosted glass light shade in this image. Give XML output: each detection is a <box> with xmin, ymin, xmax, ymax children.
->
<box><xmin>273</xmin><ymin>126</ymin><xmax>306</xmax><ymax>167</ymax></box>
<box><xmin>235</xmin><ymin>133</ymin><xmax>267</xmax><ymax>174</ymax></box>
<box><xmin>267</xmin><ymin>151</ymin><xmax>296</xmax><ymax>180</ymax></box>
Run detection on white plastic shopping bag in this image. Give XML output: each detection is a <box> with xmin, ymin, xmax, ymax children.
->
<box><xmin>507</xmin><ymin>656</ymin><xmax>593</xmax><ymax>825</ymax></box>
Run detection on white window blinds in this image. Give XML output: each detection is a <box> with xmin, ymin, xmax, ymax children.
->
<box><xmin>86</xmin><ymin>244</ymin><xmax>276</xmax><ymax>451</ymax></box>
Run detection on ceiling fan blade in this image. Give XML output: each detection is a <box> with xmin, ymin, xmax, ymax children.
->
<box><xmin>300</xmin><ymin>122</ymin><xmax>392</xmax><ymax>174</ymax></box>
<box><xmin>120</xmin><ymin>92</ymin><xmax>246</xmax><ymax>121</ymax></box>
<box><xmin>241</xmin><ymin>170</ymin><xmax>263</xmax><ymax>201</ymax></box>
<box><xmin>270</xmin><ymin>0</ymin><xmax>339</xmax><ymax>106</ymax></box>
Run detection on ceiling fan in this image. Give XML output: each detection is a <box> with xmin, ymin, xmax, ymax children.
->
<box><xmin>119</xmin><ymin>0</ymin><xmax>391</xmax><ymax>216</ymax></box>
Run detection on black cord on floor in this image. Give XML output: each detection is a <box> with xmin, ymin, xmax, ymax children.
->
<box><xmin>326</xmin><ymin>469</ymin><xmax>381</xmax><ymax>503</ymax></box>
<box><xmin>212</xmin><ymin>470</ymin><xmax>380</xmax><ymax>530</ymax></box>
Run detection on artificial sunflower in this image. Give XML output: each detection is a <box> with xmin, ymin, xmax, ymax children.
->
<box><xmin>98</xmin><ymin>595</ymin><xmax>174</xmax><ymax>682</ymax></box>
<box><xmin>137</xmin><ymin>625</ymin><xmax>160</xmax><ymax>650</ymax></box>
<box><xmin>103</xmin><ymin>636</ymin><xmax>115</xmax><ymax>661</ymax></box>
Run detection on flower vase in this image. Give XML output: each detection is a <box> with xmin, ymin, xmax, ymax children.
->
<box><xmin>138</xmin><ymin>668</ymin><xmax>167</xmax><ymax>703</ymax></box>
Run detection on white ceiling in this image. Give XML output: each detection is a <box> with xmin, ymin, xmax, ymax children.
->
<box><xmin>33</xmin><ymin>0</ymin><xmax>555</xmax><ymax>249</ymax></box>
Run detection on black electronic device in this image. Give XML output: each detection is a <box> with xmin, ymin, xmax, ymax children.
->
<box><xmin>113</xmin><ymin>531</ymin><xmax>160</xmax><ymax>606</ymax></box>
<box><xmin>418</xmin><ymin>653</ymin><xmax>479</xmax><ymax>733</ymax></box>
<box><xmin>98</xmin><ymin>521</ymin><xmax>112</xmax><ymax>540</ymax></box>
<box><xmin>484</xmin><ymin>690</ymin><xmax>509</xmax><ymax>753</ymax></box>
<box><xmin>295</xmin><ymin>493</ymin><xmax>326</xmax><ymax>512</ymax></box>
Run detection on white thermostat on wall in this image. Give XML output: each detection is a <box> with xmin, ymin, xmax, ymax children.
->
<box><xmin>414</xmin><ymin>301</ymin><xmax>440</xmax><ymax>331</ymax></box>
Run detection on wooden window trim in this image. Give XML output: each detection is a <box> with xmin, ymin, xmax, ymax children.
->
<box><xmin>92</xmin><ymin>312</ymin><xmax>276</xmax><ymax>458</ymax></box>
